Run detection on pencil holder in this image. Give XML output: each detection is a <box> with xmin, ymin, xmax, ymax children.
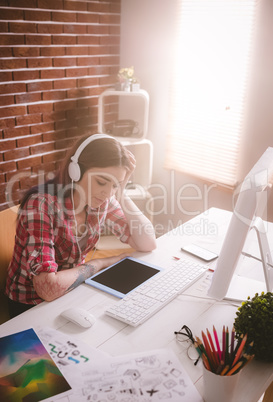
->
<box><xmin>202</xmin><ymin>364</ymin><xmax>241</xmax><ymax>402</ymax></box>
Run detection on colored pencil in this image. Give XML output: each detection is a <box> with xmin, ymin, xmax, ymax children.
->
<box><xmin>213</xmin><ymin>325</ymin><xmax>222</xmax><ymax>361</ymax></box>
<box><xmin>226</xmin><ymin>361</ymin><xmax>243</xmax><ymax>376</ymax></box>
<box><xmin>196</xmin><ymin>326</ymin><xmax>254</xmax><ymax>376</ymax></box>
<box><xmin>231</xmin><ymin>334</ymin><xmax>247</xmax><ymax>367</ymax></box>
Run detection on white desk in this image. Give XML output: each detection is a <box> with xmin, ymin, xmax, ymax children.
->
<box><xmin>1</xmin><ymin>208</ymin><xmax>272</xmax><ymax>401</ymax></box>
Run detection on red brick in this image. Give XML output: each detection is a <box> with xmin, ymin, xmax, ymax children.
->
<box><xmin>43</xmin><ymin>130</ymin><xmax>66</xmax><ymax>142</ymax></box>
<box><xmin>0</xmin><ymin>21</ymin><xmax>8</xmax><ymax>32</ymax></box>
<box><xmin>67</xmin><ymin>88</ymin><xmax>89</xmax><ymax>99</ymax></box>
<box><xmin>99</xmin><ymin>14</ymin><xmax>120</xmax><ymax>25</ymax></box>
<box><xmin>28</xmin><ymin>58</ymin><xmax>52</xmax><ymax>68</ymax></box>
<box><xmin>28</xmin><ymin>103</ymin><xmax>53</xmax><ymax>114</ymax></box>
<box><xmin>16</xmin><ymin>114</ymin><xmax>42</xmax><ymax>126</ymax></box>
<box><xmin>31</xmin><ymin>141</ymin><xmax>55</xmax><ymax>155</ymax></box>
<box><xmin>0</xmin><ymin>95</ymin><xmax>14</xmax><ymax>107</ymax></box>
<box><xmin>87</xmin><ymin>25</ymin><xmax>109</xmax><ymax>35</ymax></box>
<box><xmin>27</xmin><ymin>81</ymin><xmax>52</xmax><ymax>92</ymax></box>
<box><xmin>77</xmin><ymin>77</ymin><xmax>99</xmax><ymax>87</ymax></box>
<box><xmin>38</xmin><ymin>0</ymin><xmax>64</xmax><ymax>10</ymax></box>
<box><xmin>38</xmin><ymin>23</ymin><xmax>63</xmax><ymax>34</ymax></box>
<box><xmin>99</xmin><ymin>75</ymin><xmax>116</xmax><ymax>86</ymax></box>
<box><xmin>0</xmin><ymin>34</ymin><xmax>25</xmax><ymax>45</ymax></box>
<box><xmin>77</xmin><ymin>13</ymin><xmax>99</xmax><ymax>24</ymax></box>
<box><xmin>0</xmin><ymin>9</ymin><xmax>24</xmax><ymax>20</ymax></box>
<box><xmin>9</xmin><ymin>22</ymin><xmax>37</xmax><ymax>33</ymax></box>
<box><xmin>42</xmin><ymin>90</ymin><xmax>66</xmax><ymax>101</ymax></box>
<box><xmin>77</xmin><ymin>56</ymin><xmax>99</xmax><ymax>66</ymax></box>
<box><xmin>63</xmin><ymin>24</ymin><xmax>86</xmax><ymax>34</ymax></box>
<box><xmin>0</xmin><ymin>47</ymin><xmax>12</xmax><ymax>57</ymax></box>
<box><xmin>77</xmin><ymin>35</ymin><xmax>99</xmax><ymax>45</ymax></box>
<box><xmin>41</xmin><ymin>46</ymin><xmax>66</xmax><ymax>56</ymax></box>
<box><xmin>64</xmin><ymin>0</ymin><xmax>87</xmax><ymax>11</ymax></box>
<box><xmin>13</xmin><ymin>70</ymin><xmax>40</xmax><ymax>81</ymax></box>
<box><xmin>24</xmin><ymin>10</ymin><xmax>51</xmax><ymax>21</ymax></box>
<box><xmin>65</xmin><ymin>67</ymin><xmax>88</xmax><ymax>77</ymax></box>
<box><xmin>40</xmin><ymin>69</ymin><xmax>65</xmax><ymax>79</ymax></box>
<box><xmin>0</xmin><ymin>117</ymin><xmax>16</xmax><ymax>128</ymax></box>
<box><xmin>15</xmin><ymin>92</ymin><xmax>42</xmax><ymax>104</ymax></box>
<box><xmin>53</xmin><ymin>99</ymin><xmax>76</xmax><ymax>111</ymax></box>
<box><xmin>86</xmin><ymin>2</ymin><xmax>101</xmax><ymax>13</ymax></box>
<box><xmin>42</xmin><ymin>110</ymin><xmax>66</xmax><ymax>122</ymax></box>
<box><xmin>52</xmin><ymin>35</ymin><xmax>77</xmax><ymax>45</ymax></box>
<box><xmin>0</xmin><ymin>160</ymin><xmax>17</xmax><ymax>174</ymax></box>
<box><xmin>42</xmin><ymin>149</ymin><xmax>66</xmax><ymax>163</ymax></box>
<box><xmin>0</xmin><ymin>59</ymin><xmax>27</xmax><ymax>69</ymax></box>
<box><xmin>13</xmin><ymin>47</ymin><xmax>40</xmax><ymax>57</ymax></box>
<box><xmin>65</xmin><ymin>46</ymin><xmax>88</xmax><ymax>56</ymax></box>
<box><xmin>30</xmin><ymin>122</ymin><xmax>55</xmax><ymax>134</ymax></box>
<box><xmin>0</xmin><ymin>105</ymin><xmax>27</xmax><ymax>118</ymax></box>
<box><xmin>4</xmin><ymin>126</ymin><xmax>30</xmax><ymax>139</ymax></box>
<box><xmin>110</xmin><ymin>25</ymin><xmax>120</xmax><ymax>35</ymax></box>
<box><xmin>89</xmin><ymin>66</ymin><xmax>110</xmax><ymax>75</ymax></box>
<box><xmin>55</xmin><ymin>118</ymin><xmax>74</xmax><ymax>130</ymax></box>
<box><xmin>25</xmin><ymin>35</ymin><xmax>51</xmax><ymax>45</ymax></box>
<box><xmin>100</xmin><ymin>55</ymin><xmax>119</xmax><ymax>65</ymax></box>
<box><xmin>53</xmin><ymin>78</ymin><xmax>77</xmax><ymax>90</ymax></box>
<box><xmin>89</xmin><ymin>45</ymin><xmax>111</xmax><ymax>55</ymax></box>
<box><xmin>53</xmin><ymin>57</ymin><xmax>76</xmax><ymax>67</ymax></box>
<box><xmin>8</xmin><ymin>0</ymin><xmax>37</xmax><ymax>8</ymax></box>
<box><xmin>0</xmin><ymin>139</ymin><xmax>16</xmax><ymax>152</ymax></box>
<box><xmin>4</xmin><ymin>147</ymin><xmax>30</xmax><ymax>161</ymax></box>
<box><xmin>100</xmin><ymin>35</ymin><xmax>120</xmax><ymax>46</ymax></box>
<box><xmin>52</xmin><ymin>11</ymin><xmax>76</xmax><ymax>22</ymax></box>
<box><xmin>17</xmin><ymin>135</ymin><xmax>42</xmax><ymax>148</ymax></box>
<box><xmin>17</xmin><ymin>154</ymin><xmax>42</xmax><ymax>169</ymax></box>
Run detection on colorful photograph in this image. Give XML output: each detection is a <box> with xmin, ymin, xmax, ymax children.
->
<box><xmin>0</xmin><ymin>328</ymin><xmax>71</xmax><ymax>402</ymax></box>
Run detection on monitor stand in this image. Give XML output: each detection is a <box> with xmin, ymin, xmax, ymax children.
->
<box><xmin>224</xmin><ymin>217</ymin><xmax>273</xmax><ymax>302</ymax></box>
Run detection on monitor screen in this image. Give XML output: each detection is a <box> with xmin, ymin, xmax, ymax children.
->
<box><xmin>207</xmin><ymin>147</ymin><xmax>273</xmax><ymax>301</ymax></box>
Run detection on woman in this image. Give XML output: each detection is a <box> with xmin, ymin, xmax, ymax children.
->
<box><xmin>5</xmin><ymin>134</ymin><xmax>156</xmax><ymax>318</ymax></box>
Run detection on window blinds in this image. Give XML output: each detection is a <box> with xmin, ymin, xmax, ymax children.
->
<box><xmin>165</xmin><ymin>0</ymin><xmax>258</xmax><ymax>188</ymax></box>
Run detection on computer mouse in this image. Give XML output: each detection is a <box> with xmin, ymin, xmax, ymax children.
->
<box><xmin>60</xmin><ymin>307</ymin><xmax>96</xmax><ymax>328</ymax></box>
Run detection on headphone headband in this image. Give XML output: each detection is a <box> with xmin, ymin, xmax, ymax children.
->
<box><xmin>68</xmin><ymin>133</ymin><xmax>114</xmax><ymax>182</ymax></box>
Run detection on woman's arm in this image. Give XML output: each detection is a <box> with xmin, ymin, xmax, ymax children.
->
<box><xmin>121</xmin><ymin>195</ymin><xmax>156</xmax><ymax>252</ymax></box>
<box><xmin>119</xmin><ymin>150</ymin><xmax>157</xmax><ymax>252</ymax></box>
<box><xmin>33</xmin><ymin>252</ymin><xmax>131</xmax><ymax>302</ymax></box>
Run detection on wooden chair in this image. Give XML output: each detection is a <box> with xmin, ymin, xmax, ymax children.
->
<box><xmin>0</xmin><ymin>205</ymin><xmax>18</xmax><ymax>324</ymax></box>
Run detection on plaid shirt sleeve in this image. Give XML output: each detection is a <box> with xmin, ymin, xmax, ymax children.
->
<box><xmin>20</xmin><ymin>194</ymin><xmax>59</xmax><ymax>276</ymax></box>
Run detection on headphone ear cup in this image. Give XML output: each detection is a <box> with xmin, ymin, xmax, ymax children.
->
<box><xmin>68</xmin><ymin>161</ymin><xmax>81</xmax><ymax>182</ymax></box>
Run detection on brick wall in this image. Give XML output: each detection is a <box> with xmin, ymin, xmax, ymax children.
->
<box><xmin>0</xmin><ymin>0</ymin><xmax>121</xmax><ymax>211</ymax></box>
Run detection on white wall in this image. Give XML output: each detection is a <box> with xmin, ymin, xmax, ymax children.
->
<box><xmin>120</xmin><ymin>0</ymin><xmax>273</xmax><ymax>234</ymax></box>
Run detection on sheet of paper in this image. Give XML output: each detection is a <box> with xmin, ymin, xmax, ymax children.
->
<box><xmin>69</xmin><ymin>348</ymin><xmax>203</xmax><ymax>402</ymax></box>
<box><xmin>0</xmin><ymin>328</ymin><xmax>72</xmax><ymax>402</ymax></box>
<box><xmin>37</xmin><ymin>326</ymin><xmax>108</xmax><ymax>388</ymax></box>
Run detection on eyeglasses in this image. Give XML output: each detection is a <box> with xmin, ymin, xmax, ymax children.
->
<box><xmin>174</xmin><ymin>325</ymin><xmax>201</xmax><ymax>365</ymax></box>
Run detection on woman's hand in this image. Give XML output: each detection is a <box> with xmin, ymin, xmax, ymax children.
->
<box><xmin>120</xmin><ymin>150</ymin><xmax>136</xmax><ymax>193</ymax></box>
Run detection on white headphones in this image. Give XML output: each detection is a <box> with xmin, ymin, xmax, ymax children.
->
<box><xmin>68</xmin><ymin>133</ymin><xmax>114</xmax><ymax>182</ymax></box>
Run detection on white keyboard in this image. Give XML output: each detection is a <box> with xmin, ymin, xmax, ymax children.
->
<box><xmin>105</xmin><ymin>258</ymin><xmax>208</xmax><ymax>327</ymax></box>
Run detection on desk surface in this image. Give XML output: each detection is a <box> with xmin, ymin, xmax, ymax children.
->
<box><xmin>1</xmin><ymin>208</ymin><xmax>272</xmax><ymax>401</ymax></box>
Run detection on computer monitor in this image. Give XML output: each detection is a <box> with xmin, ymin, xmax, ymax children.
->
<box><xmin>208</xmin><ymin>147</ymin><xmax>273</xmax><ymax>301</ymax></box>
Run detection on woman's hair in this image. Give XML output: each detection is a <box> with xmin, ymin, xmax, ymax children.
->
<box><xmin>20</xmin><ymin>135</ymin><xmax>130</xmax><ymax>208</ymax></box>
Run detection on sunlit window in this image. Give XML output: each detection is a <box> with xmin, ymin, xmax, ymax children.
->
<box><xmin>165</xmin><ymin>0</ymin><xmax>258</xmax><ymax>188</ymax></box>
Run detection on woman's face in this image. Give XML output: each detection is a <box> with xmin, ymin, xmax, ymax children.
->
<box><xmin>79</xmin><ymin>166</ymin><xmax>127</xmax><ymax>208</ymax></box>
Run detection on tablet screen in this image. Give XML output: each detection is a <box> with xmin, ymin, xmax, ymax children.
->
<box><xmin>85</xmin><ymin>257</ymin><xmax>162</xmax><ymax>298</ymax></box>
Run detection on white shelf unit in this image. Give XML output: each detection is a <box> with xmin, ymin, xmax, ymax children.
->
<box><xmin>98</xmin><ymin>89</ymin><xmax>149</xmax><ymax>141</ymax></box>
<box><xmin>98</xmin><ymin>89</ymin><xmax>154</xmax><ymax>221</ymax></box>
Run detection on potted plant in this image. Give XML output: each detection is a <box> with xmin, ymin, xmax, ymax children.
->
<box><xmin>234</xmin><ymin>292</ymin><xmax>273</xmax><ymax>362</ymax></box>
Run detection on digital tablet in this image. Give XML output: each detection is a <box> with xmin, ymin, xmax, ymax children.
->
<box><xmin>85</xmin><ymin>257</ymin><xmax>162</xmax><ymax>298</ymax></box>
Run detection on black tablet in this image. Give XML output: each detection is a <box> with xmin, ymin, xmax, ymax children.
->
<box><xmin>85</xmin><ymin>257</ymin><xmax>162</xmax><ymax>298</ymax></box>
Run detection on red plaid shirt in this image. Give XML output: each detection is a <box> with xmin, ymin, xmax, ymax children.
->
<box><xmin>5</xmin><ymin>193</ymin><xmax>130</xmax><ymax>305</ymax></box>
